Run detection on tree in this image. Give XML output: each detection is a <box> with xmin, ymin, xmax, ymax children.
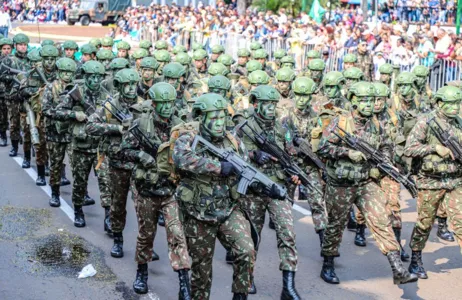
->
<box><xmin>251</xmin><ymin>0</ymin><xmax>302</xmax><ymax>16</ymax></box>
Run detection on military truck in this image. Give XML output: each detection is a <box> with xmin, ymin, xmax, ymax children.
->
<box><xmin>67</xmin><ymin>0</ymin><xmax>131</xmax><ymax>26</ymax></box>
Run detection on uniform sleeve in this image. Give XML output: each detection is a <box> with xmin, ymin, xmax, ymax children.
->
<box><xmin>85</xmin><ymin>107</ymin><xmax>122</xmax><ymax>136</ymax></box>
<box><xmin>172</xmin><ymin>132</ymin><xmax>221</xmax><ymax>175</ymax></box>
<box><xmin>41</xmin><ymin>84</ymin><xmax>55</xmax><ymax>118</ymax></box>
<box><xmin>404</xmin><ymin>116</ymin><xmax>435</xmax><ymax>158</ymax></box>
<box><xmin>317</xmin><ymin>117</ymin><xmax>350</xmax><ymax>159</ymax></box>
<box><xmin>119</xmin><ymin>124</ymin><xmax>142</xmax><ymax>163</ymax></box>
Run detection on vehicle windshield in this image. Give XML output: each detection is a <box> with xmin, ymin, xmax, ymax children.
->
<box><xmin>79</xmin><ymin>1</ymin><xmax>95</xmax><ymax>9</ymax></box>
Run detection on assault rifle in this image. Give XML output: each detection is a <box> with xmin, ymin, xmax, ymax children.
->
<box><xmin>102</xmin><ymin>98</ymin><xmax>133</xmax><ymax>125</ymax></box>
<box><xmin>237</xmin><ymin>121</ymin><xmax>323</xmax><ymax>195</ymax></box>
<box><xmin>294</xmin><ymin>137</ymin><xmax>326</xmax><ymax>171</ymax></box>
<box><xmin>428</xmin><ymin>117</ymin><xmax>462</xmax><ymax>163</ymax></box>
<box><xmin>64</xmin><ymin>84</ymin><xmax>96</xmax><ymax>116</ymax></box>
<box><xmin>128</xmin><ymin>123</ymin><xmax>160</xmax><ymax>158</ymax></box>
<box><xmin>191</xmin><ymin>134</ymin><xmax>288</xmax><ymax>200</ymax></box>
<box><xmin>332</xmin><ymin>125</ymin><xmax>418</xmax><ymax>198</ymax></box>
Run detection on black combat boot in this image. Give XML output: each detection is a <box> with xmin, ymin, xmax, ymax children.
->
<box><xmin>178</xmin><ymin>269</ymin><xmax>191</xmax><ymax>300</ymax></box>
<box><xmin>408</xmin><ymin>250</ymin><xmax>428</xmax><ymax>279</ymax></box>
<box><xmin>49</xmin><ymin>185</ymin><xmax>60</xmax><ymax>207</ymax></box>
<box><xmin>60</xmin><ymin>164</ymin><xmax>71</xmax><ymax>186</ymax></box>
<box><xmin>44</xmin><ymin>163</ymin><xmax>50</xmax><ymax>176</ymax></box>
<box><xmin>103</xmin><ymin>207</ymin><xmax>113</xmax><ymax>236</ymax></box>
<box><xmin>22</xmin><ymin>150</ymin><xmax>31</xmax><ymax>168</ymax></box>
<box><xmin>133</xmin><ymin>263</ymin><xmax>148</xmax><ymax>294</ymax></box>
<box><xmin>268</xmin><ymin>217</ymin><xmax>276</xmax><ymax>230</ymax></box>
<box><xmin>0</xmin><ymin>131</ymin><xmax>7</xmax><ymax>147</ymax></box>
<box><xmin>354</xmin><ymin>224</ymin><xmax>366</xmax><ymax>247</ymax></box>
<box><xmin>232</xmin><ymin>293</ymin><xmax>247</xmax><ymax>300</ymax></box>
<box><xmin>74</xmin><ymin>205</ymin><xmax>86</xmax><ymax>228</ymax></box>
<box><xmin>226</xmin><ymin>250</ymin><xmax>235</xmax><ymax>264</ymax></box>
<box><xmin>248</xmin><ymin>277</ymin><xmax>257</xmax><ymax>294</ymax></box>
<box><xmin>9</xmin><ymin>140</ymin><xmax>18</xmax><ymax>157</ymax></box>
<box><xmin>387</xmin><ymin>251</ymin><xmax>419</xmax><ymax>284</ymax></box>
<box><xmin>36</xmin><ymin>165</ymin><xmax>46</xmax><ymax>186</ymax></box>
<box><xmin>320</xmin><ymin>256</ymin><xmax>340</xmax><ymax>284</ymax></box>
<box><xmin>82</xmin><ymin>193</ymin><xmax>95</xmax><ymax>206</ymax></box>
<box><xmin>281</xmin><ymin>271</ymin><xmax>301</xmax><ymax>300</ymax></box>
<box><xmin>152</xmin><ymin>249</ymin><xmax>160</xmax><ymax>261</ymax></box>
<box><xmin>347</xmin><ymin>207</ymin><xmax>357</xmax><ymax>231</ymax></box>
<box><xmin>393</xmin><ymin>227</ymin><xmax>410</xmax><ymax>261</ymax></box>
<box><xmin>437</xmin><ymin>217</ymin><xmax>455</xmax><ymax>242</ymax></box>
<box><xmin>111</xmin><ymin>232</ymin><xmax>124</xmax><ymax>258</ymax></box>
<box><xmin>158</xmin><ymin>211</ymin><xmax>165</xmax><ymax>227</ymax></box>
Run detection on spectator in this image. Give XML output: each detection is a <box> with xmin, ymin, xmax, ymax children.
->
<box><xmin>0</xmin><ymin>7</ymin><xmax>11</xmax><ymax>38</ymax></box>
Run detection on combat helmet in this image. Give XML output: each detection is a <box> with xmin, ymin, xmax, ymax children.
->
<box><xmin>248</xmin><ymin>70</ymin><xmax>270</xmax><ymax>85</ymax></box>
<box><xmin>148</xmin><ymin>82</ymin><xmax>177</xmax><ymax>102</ymax></box>
<box><xmin>275</xmin><ymin>67</ymin><xmax>296</xmax><ymax>82</ymax></box>
<box><xmin>292</xmin><ymin>77</ymin><xmax>317</xmax><ymax>95</ymax></box>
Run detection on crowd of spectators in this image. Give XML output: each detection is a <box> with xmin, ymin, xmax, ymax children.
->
<box><xmin>2</xmin><ymin>0</ymin><xmax>78</xmax><ymax>23</ymax></box>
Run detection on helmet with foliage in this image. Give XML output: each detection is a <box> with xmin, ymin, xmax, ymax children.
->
<box><xmin>292</xmin><ymin>77</ymin><xmax>317</xmax><ymax>95</ymax></box>
<box><xmin>148</xmin><ymin>82</ymin><xmax>177</xmax><ymax>102</ymax></box>
<box><xmin>323</xmin><ymin>71</ymin><xmax>346</xmax><ymax>86</ymax></box>
<box><xmin>275</xmin><ymin>67</ymin><xmax>296</xmax><ymax>82</ymax></box>
<box><xmin>248</xmin><ymin>70</ymin><xmax>270</xmax><ymax>85</ymax></box>
<box><xmin>56</xmin><ymin>57</ymin><xmax>77</xmax><ymax>72</ymax></box>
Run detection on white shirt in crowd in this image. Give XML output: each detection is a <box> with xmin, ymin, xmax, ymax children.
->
<box><xmin>0</xmin><ymin>11</ymin><xmax>11</xmax><ymax>29</ymax></box>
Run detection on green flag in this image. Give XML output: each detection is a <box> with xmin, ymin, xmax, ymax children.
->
<box><xmin>309</xmin><ymin>0</ymin><xmax>326</xmax><ymax>24</ymax></box>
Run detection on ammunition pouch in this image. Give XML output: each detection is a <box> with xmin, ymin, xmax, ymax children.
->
<box><xmin>421</xmin><ymin>154</ymin><xmax>460</xmax><ymax>176</ymax></box>
<box><xmin>333</xmin><ymin>159</ymin><xmax>369</xmax><ymax>182</ymax></box>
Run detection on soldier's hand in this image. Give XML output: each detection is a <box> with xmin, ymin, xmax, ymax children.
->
<box><xmin>369</xmin><ymin>168</ymin><xmax>380</xmax><ymax>179</ymax></box>
<box><xmin>291</xmin><ymin>175</ymin><xmax>301</xmax><ymax>185</ymax></box>
<box><xmin>311</xmin><ymin>127</ymin><xmax>323</xmax><ymax>138</ymax></box>
<box><xmin>435</xmin><ymin>145</ymin><xmax>454</xmax><ymax>160</ymax></box>
<box><xmin>348</xmin><ymin>150</ymin><xmax>367</xmax><ymax>163</ymax></box>
<box><xmin>73</xmin><ymin>111</ymin><xmax>87</xmax><ymax>122</ymax></box>
<box><xmin>122</xmin><ymin>117</ymin><xmax>132</xmax><ymax>129</ymax></box>
<box><xmin>254</xmin><ymin>150</ymin><xmax>277</xmax><ymax>165</ymax></box>
<box><xmin>138</xmin><ymin>151</ymin><xmax>156</xmax><ymax>168</ymax></box>
<box><xmin>220</xmin><ymin>161</ymin><xmax>235</xmax><ymax>176</ymax></box>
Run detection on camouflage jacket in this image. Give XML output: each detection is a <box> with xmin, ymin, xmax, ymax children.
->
<box><xmin>231</xmin><ymin>64</ymin><xmax>247</xmax><ymax>76</ymax></box>
<box><xmin>75</xmin><ymin>60</ymin><xmax>84</xmax><ymax>80</ymax></box>
<box><xmin>357</xmin><ymin>50</ymin><xmax>373</xmax><ymax>81</ymax></box>
<box><xmin>101</xmin><ymin>74</ymin><xmax>115</xmax><ymax>94</ymax></box>
<box><xmin>318</xmin><ymin>112</ymin><xmax>392</xmax><ymax>185</ymax></box>
<box><xmin>121</xmin><ymin>102</ymin><xmax>183</xmax><ymax>195</ymax></box>
<box><xmin>404</xmin><ymin>111</ymin><xmax>462</xmax><ymax>190</ymax></box>
<box><xmin>172</xmin><ymin>124</ymin><xmax>246</xmax><ymax>224</ymax></box>
<box><xmin>0</xmin><ymin>53</ymin><xmax>30</xmax><ymax>102</ymax></box>
<box><xmin>391</xmin><ymin>89</ymin><xmax>429</xmax><ymax>138</ymax></box>
<box><xmin>41</xmin><ymin>79</ymin><xmax>73</xmax><ymax>143</ymax></box>
<box><xmin>85</xmin><ymin>94</ymin><xmax>143</xmax><ymax>170</ymax></box>
<box><xmin>20</xmin><ymin>66</ymin><xmax>57</xmax><ymax>114</ymax></box>
<box><xmin>137</xmin><ymin>81</ymin><xmax>152</xmax><ymax>99</ymax></box>
<box><xmin>275</xmin><ymin>89</ymin><xmax>294</xmax><ymax>116</ymax></box>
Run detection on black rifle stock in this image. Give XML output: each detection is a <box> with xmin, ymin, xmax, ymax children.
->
<box><xmin>427</xmin><ymin>117</ymin><xmax>462</xmax><ymax>163</ymax></box>
<box><xmin>190</xmin><ymin>134</ymin><xmax>288</xmax><ymax>200</ymax></box>
<box><xmin>128</xmin><ymin>123</ymin><xmax>160</xmax><ymax>158</ymax></box>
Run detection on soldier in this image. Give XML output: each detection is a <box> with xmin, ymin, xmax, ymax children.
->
<box><xmin>274</xmin><ymin>67</ymin><xmax>296</xmax><ymax>113</ymax></box>
<box><xmin>172</xmin><ymin>44</ymin><xmax>187</xmax><ymax>61</ymax></box>
<box><xmin>249</xmin><ymin>41</ymin><xmax>263</xmax><ymax>57</ymax></box>
<box><xmin>356</xmin><ymin>41</ymin><xmax>373</xmax><ymax>81</ymax></box>
<box><xmin>131</xmin><ymin>48</ymin><xmax>149</xmax><ymax>71</ymax></box>
<box><xmin>217</xmin><ymin>54</ymin><xmax>235</xmax><ymax>74</ymax></box>
<box><xmin>0</xmin><ymin>37</ymin><xmax>13</xmax><ymax>147</ymax></box>
<box><xmin>253</xmin><ymin>49</ymin><xmax>275</xmax><ymax>77</ymax></box>
<box><xmin>85</xmin><ymin>68</ymin><xmax>143</xmax><ymax>258</ymax></box>
<box><xmin>343</xmin><ymin>53</ymin><xmax>357</xmax><ymax>71</ymax></box>
<box><xmin>378</xmin><ymin>63</ymin><xmax>393</xmax><ymax>90</ymax></box>
<box><xmin>96</xmin><ymin>49</ymin><xmax>115</xmax><ymax>78</ymax></box>
<box><xmin>62</xmin><ymin>40</ymin><xmax>79</xmax><ymax>61</ymax></box>
<box><xmin>412</xmin><ymin>65</ymin><xmax>432</xmax><ymax>107</ymax></box>
<box><xmin>210</xmin><ymin>44</ymin><xmax>225</xmax><ymax>63</ymax></box>
<box><xmin>280</xmin><ymin>77</ymin><xmax>328</xmax><ymax>248</ymax></box>
<box><xmin>191</xmin><ymin>42</ymin><xmax>205</xmax><ymax>51</ymax></box>
<box><xmin>192</xmin><ymin>49</ymin><xmax>208</xmax><ymax>80</ymax></box>
<box><xmin>101</xmin><ymin>36</ymin><xmax>114</xmax><ymax>51</ymax></box>
<box><xmin>41</xmin><ymin>57</ymin><xmax>77</xmax><ymax>207</ymax></box>
<box><xmin>372</xmin><ymin>82</ymin><xmax>410</xmax><ymax>261</ymax></box>
<box><xmin>175</xmin><ymin>52</ymin><xmax>193</xmax><ymax>91</ymax></box>
<box><xmin>173</xmin><ymin>93</ymin><xmax>255</xmax><ymax>299</ymax></box>
<box><xmin>116</xmin><ymin>41</ymin><xmax>131</xmax><ymax>59</ymax></box>
<box><xmin>1</xmin><ymin>33</ymin><xmax>30</xmax><ymax>158</ymax></box>
<box><xmin>302</xmin><ymin>49</ymin><xmax>321</xmax><ymax>73</ymax></box>
<box><xmin>101</xmin><ymin>58</ymin><xmax>130</xmax><ymax>94</ymax></box>
<box><xmin>234</xmin><ymin>85</ymin><xmax>301</xmax><ymax>299</ymax></box>
<box><xmin>153</xmin><ymin>50</ymin><xmax>171</xmax><ymax>77</ymax></box>
<box><xmin>232</xmin><ymin>48</ymin><xmax>251</xmax><ymax>76</ymax></box>
<box><xmin>161</xmin><ymin>62</ymin><xmax>191</xmax><ymax>123</ymax></box>
<box><xmin>76</xmin><ymin>44</ymin><xmax>97</xmax><ymax>79</ymax></box>
<box><xmin>317</xmin><ymin>71</ymin><xmax>349</xmax><ymax>111</ymax></box>
<box><xmin>139</xmin><ymin>40</ymin><xmax>153</xmax><ymax>54</ymax></box>
<box><xmin>343</xmin><ymin>67</ymin><xmax>365</xmax><ymax>92</ymax></box>
<box><xmin>137</xmin><ymin>57</ymin><xmax>159</xmax><ymax>99</ymax></box>
<box><xmin>300</xmin><ymin>58</ymin><xmax>325</xmax><ymax>86</ymax></box>
<box><xmin>273</xmin><ymin>49</ymin><xmax>287</xmax><ymax>70</ymax></box>
<box><xmin>89</xmin><ymin>38</ymin><xmax>102</xmax><ymax>50</ymax></box>
<box><xmin>41</xmin><ymin>39</ymin><xmax>55</xmax><ymax>47</ymax></box>
<box><xmin>232</xmin><ymin>70</ymin><xmax>270</xmax><ymax>111</ymax></box>
<box><xmin>280</xmin><ymin>56</ymin><xmax>296</xmax><ymax>69</ymax></box>
<box><xmin>318</xmin><ymin>81</ymin><xmax>418</xmax><ymax>285</ymax></box>
<box><xmin>404</xmin><ymin>86</ymin><xmax>462</xmax><ymax>279</ymax></box>
<box><xmin>120</xmin><ymin>82</ymin><xmax>191</xmax><ymax>296</ymax></box>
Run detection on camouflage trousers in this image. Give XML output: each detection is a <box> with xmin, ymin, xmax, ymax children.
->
<box><xmin>21</xmin><ymin>117</ymin><xmax>48</xmax><ymax>166</ymax></box>
<box><xmin>410</xmin><ymin>188</ymin><xmax>462</xmax><ymax>251</ymax></box>
<box><xmin>7</xmin><ymin>100</ymin><xmax>20</xmax><ymax>141</ymax></box>
<box><xmin>71</xmin><ymin>150</ymin><xmax>111</xmax><ymax>208</ymax></box>
<box><xmin>20</xmin><ymin>113</ymin><xmax>31</xmax><ymax>155</ymax></box>
<box><xmin>183</xmin><ymin>209</ymin><xmax>255</xmax><ymax>298</ymax></box>
<box><xmin>321</xmin><ymin>181</ymin><xmax>400</xmax><ymax>257</ymax></box>
<box><xmin>244</xmin><ymin>195</ymin><xmax>298</xmax><ymax>272</ymax></box>
<box><xmin>47</xmin><ymin>142</ymin><xmax>68</xmax><ymax>187</ymax></box>
<box><xmin>300</xmin><ymin>170</ymin><xmax>327</xmax><ymax>233</ymax></box>
<box><xmin>132</xmin><ymin>185</ymin><xmax>190</xmax><ymax>269</ymax></box>
<box><xmin>109</xmin><ymin>166</ymin><xmax>132</xmax><ymax>233</ymax></box>
<box><xmin>0</xmin><ymin>97</ymin><xmax>8</xmax><ymax>133</ymax></box>
<box><xmin>95</xmin><ymin>155</ymin><xmax>111</xmax><ymax>207</ymax></box>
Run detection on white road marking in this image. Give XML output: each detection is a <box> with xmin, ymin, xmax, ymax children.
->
<box><xmin>13</xmin><ymin>157</ymin><xmax>75</xmax><ymax>221</ymax></box>
<box><xmin>292</xmin><ymin>203</ymin><xmax>312</xmax><ymax>216</ymax></box>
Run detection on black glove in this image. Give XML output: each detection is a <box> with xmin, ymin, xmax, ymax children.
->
<box><xmin>254</xmin><ymin>150</ymin><xmax>273</xmax><ymax>165</ymax></box>
<box><xmin>269</xmin><ymin>183</ymin><xmax>286</xmax><ymax>200</ymax></box>
<box><xmin>220</xmin><ymin>161</ymin><xmax>235</xmax><ymax>176</ymax></box>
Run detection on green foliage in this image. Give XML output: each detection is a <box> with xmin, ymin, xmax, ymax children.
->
<box><xmin>252</xmin><ymin>0</ymin><xmax>302</xmax><ymax>16</ymax></box>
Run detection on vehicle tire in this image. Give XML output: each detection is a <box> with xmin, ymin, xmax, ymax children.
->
<box><xmin>80</xmin><ymin>15</ymin><xmax>90</xmax><ymax>26</ymax></box>
<box><xmin>67</xmin><ymin>19</ymin><xmax>76</xmax><ymax>25</ymax></box>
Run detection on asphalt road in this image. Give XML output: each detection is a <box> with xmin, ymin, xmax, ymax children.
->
<box><xmin>0</xmin><ymin>143</ymin><xmax>461</xmax><ymax>300</ymax></box>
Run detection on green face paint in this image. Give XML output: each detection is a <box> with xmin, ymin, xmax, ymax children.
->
<box><xmin>374</xmin><ymin>96</ymin><xmax>387</xmax><ymax>113</ymax></box>
<box><xmin>141</xmin><ymin>68</ymin><xmax>155</xmax><ymax>82</ymax></box>
<box><xmin>154</xmin><ymin>100</ymin><xmax>174</xmax><ymax>118</ymax></box>
<box><xmin>440</xmin><ymin>101</ymin><xmax>461</xmax><ymax>118</ymax></box>
<box><xmin>356</xmin><ymin>96</ymin><xmax>374</xmax><ymax>117</ymax></box>
<box><xmin>257</xmin><ymin>101</ymin><xmax>277</xmax><ymax>120</ymax></box>
<box><xmin>121</xmin><ymin>82</ymin><xmax>137</xmax><ymax>99</ymax></box>
<box><xmin>295</xmin><ymin>95</ymin><xmax>311</xmax><ymax>110</ymax></box>
<box><xmin>85</xmin><ymin>73</ymin><xmax>102</xmax><ymax>91</ymax></box>
<box><xmin>59</xmin><ymin>70</ymin><xmax>75</xmax><ymax>83</ymax></box>
<box><xmin>324</xmin><ymin>85</ymin><xmax>339</xmax><ymax>98</ymax></box>
<box><xmin>43</xmin><ymin>57</ymin><xmax>56</xmax><ymax>72</ymax></box>
<box><xmin>399</xmin><ymin>83</ymin><xmax>413</xmax><ymax>97</ymax></box>
<box><xmin>203</xmin><ymin>110</ymin><xmax>226</xmax><ymax>137</ymax></box>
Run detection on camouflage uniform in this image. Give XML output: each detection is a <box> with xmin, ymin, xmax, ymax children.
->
<box><xmin>356</xmin><ymin>50</ymin><xmax>373</xmax><ymax>81</ymax></box>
